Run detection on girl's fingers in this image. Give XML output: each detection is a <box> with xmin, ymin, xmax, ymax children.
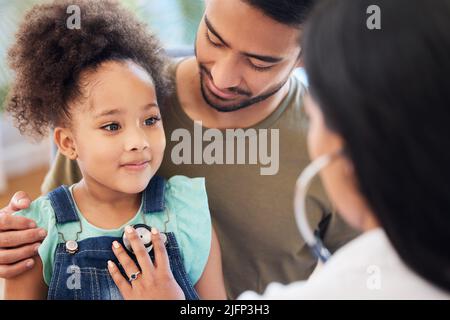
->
<box><xmin>124</xmin><ymin>226</ymin><xmax>154</xmax><ymax>275</ymax></box>
<box><xmin>111</xmin><ymin>240</ymin><xmax>141</xmax><ymax>279</ymax></box>
<box><xmin>107</xmin><ymin>260</ymin><xmax>131</xmax><ymax>298</ymax></box>
<box><xmin>151</xmin><ymin>227</ymin><xmax>171</xmax><ymax>271</ymax></box>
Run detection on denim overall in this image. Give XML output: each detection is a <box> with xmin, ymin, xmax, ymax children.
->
<box><xmin>46</xmin><ymin>176</ymin><xmax>199</xmax><ymax>300</ymax></box>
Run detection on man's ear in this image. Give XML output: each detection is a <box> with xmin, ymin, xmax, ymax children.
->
<box><xmin>54</xmin><ymin>127</ymin><xmax>78</xmax><ymax>160</ymax></box>
<box><xmin>296</xmin><ymin>52</ymin><xmax>304</xmax><ymax>68</ymax></box>
<box><xmin>343</xmin><ymin>157</ymin><xmax>356</xmax><ymax>178</ymax></box>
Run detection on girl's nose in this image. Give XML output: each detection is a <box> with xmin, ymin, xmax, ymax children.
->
<box><xmin>125</xmin><ymin>127</ymin><xmax>150</xmax><ymax>152</ymax></box>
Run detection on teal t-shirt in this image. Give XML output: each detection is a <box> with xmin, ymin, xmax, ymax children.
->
<box><xmin>14</xmin><ymin>175</ymin><xmax>212</xmax><ymax>287</ymax></box>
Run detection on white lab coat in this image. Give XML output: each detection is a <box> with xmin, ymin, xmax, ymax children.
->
<box><xmin>238</xmin><ymin>228</ymin><xmax>449</xmax><ymax>299</ymax></box>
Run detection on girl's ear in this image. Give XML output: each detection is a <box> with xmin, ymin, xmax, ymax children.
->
<box><xmin>54</xmin><ymin>127</ymin><xmax>78</xmax><ymax>160</ymax></box>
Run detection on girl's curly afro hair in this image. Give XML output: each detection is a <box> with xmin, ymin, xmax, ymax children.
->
<box><xmin>6</xmin><ymin>0</ymin><xmax>171</xmax><ymax>140</ymax></box>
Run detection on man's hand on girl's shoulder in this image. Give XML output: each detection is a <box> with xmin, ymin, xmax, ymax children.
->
<box><xmin>0</xmin><ymin>191</ymin><xmax>46</xmax><ymax>279</ymax></box>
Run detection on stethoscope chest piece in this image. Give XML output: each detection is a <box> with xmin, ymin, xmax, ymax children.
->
<box><xmin>122</xmin><ymin>224</ymin><xmax>167</xmax><ymax>254</ymax></box>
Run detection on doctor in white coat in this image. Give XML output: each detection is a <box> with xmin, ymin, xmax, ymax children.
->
<box><xmin>239</xmin><ymin>0</ymin><xmax>450</xmax><ymax>299</ymax></box>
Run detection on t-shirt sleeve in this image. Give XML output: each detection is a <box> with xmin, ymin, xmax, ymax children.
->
<box><xmin>165</xmin><ymin>175</ymin><xmax>212</xmax><ymax>285</ymax></box>
<box><xmin>13</xmin><ymin>196</ymin><xmax>59</xmax><ymax>286</ymax></box>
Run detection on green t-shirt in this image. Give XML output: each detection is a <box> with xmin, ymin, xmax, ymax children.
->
<box><xmin>17</xmin><ymin>176</ymin><xmax>211</xmax><ymax>286</ymax></box>
<box><xmin>41</xmin><ymin>60</ymin><xmax>359</xmax><ymax>298</ymax></box>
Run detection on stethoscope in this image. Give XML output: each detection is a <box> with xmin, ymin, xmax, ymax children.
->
<box><xmin>60</xmin><ymin>186</ymin><xmax>169</xmax><ymax>256</ymax></box>
<box><xmin>128</xmin><ymin>152</ymin><xmax>338</xmax><ymax>260</ymax></box>
<box><xmin>63</xmin><ymin>223</ymin><xmax>168</xmax><ymax>255</ymax></box>
<box><xmin>124</xmin><ymin>152</ymin><xmax>334</xmax><ymax>260</ymax></box>
<box><xmin>122</xmin><ymin>224</ymin><xmax>168</xmax><ymax>254</ymax></box>
<box><xmin>122</xmin><ymin>210</ymin><xmax>169</xmax><ymax>255</ymax></box>
<box><xmin>294</xmin><ymin>152</ymin><xmax>341</xmax><ymax>263</ymax></box>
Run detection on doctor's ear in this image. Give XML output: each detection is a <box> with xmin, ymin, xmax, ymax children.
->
<box><xmin>54</xmin><ymin>127</ymin><xmax>78</xmax><ymax>160</ymax></box>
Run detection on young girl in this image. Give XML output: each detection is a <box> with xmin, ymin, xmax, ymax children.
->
<box><xmin>4</xmin><ymin>0</ymin><xmax>225</xmax><ymax>300</ymax></box>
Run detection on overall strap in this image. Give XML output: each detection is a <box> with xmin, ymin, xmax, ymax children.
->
<box><xmin>142</xmin><ymin>175</ymin><xmax>166</xmax><ymax>214</ymax></box>
<box><xmin>47</xmin><ymin>186</ymin><xmax>80</xmax><ymax>224</ymax></box>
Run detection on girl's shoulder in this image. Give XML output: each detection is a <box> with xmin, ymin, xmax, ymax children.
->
<box><xmin>164</xmin><ymin>175</ymin><xmax>210</xmax><ymax>227</ymax></box>
<box><xmin>164</xmin><ymin>175</ymin><xmax>208</xmax><ymax>205</ymax></box>
<box><xmin>13</xmin><ymin>193</ymin><xmax>61</xmax><ymax>286</ymax></box>
<box><xmin>13</xmin><ymin>194</ymin><xmax>56</xmax><ymax>228</ymax></box>
<box><xmin>163</xmin><ymin>175</ymin><xmax>212</xmax><ymax>285</ymax></box>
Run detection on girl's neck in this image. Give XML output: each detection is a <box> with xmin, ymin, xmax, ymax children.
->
<box><xmin>72</xmin><ymin>178</ymin><xmax>142</xmax><ymax>229</ymax></box>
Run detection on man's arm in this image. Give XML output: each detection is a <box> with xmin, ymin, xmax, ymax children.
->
<box><xmin>0</xmin><ymin>191</ymin><xmax>47</xmax><ymax>279</ymax></box>
<box><xmin>4</xmin><ymin>256</ymin><xmax>47</xmax><ymax>299</ymax></box>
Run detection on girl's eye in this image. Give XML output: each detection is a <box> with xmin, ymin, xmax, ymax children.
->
<box><xmin>144</xmin><ymin>116</ymin><xmax>161</xmax><ymax>126</ymax></box>
<box><xmin>102</xmin><ymin>123</ymin><xmax>121</xmax><ymax>131</ymax></box>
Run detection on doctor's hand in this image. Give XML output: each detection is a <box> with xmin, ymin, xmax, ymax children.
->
<box><xmin>0</xmin><ymin>191</ymin><xmax>46</xmax><ymax>279</ymax></box>
<box><xmin>107</xmin><ymin>226</ymin><xmax>185</xmax><ymax>300</ymax></box>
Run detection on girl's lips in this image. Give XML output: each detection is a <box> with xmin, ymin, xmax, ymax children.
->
<box><xmin>121</xmin><ymin>161</ymin><xmax>150</xmax><ymax>171</ymax></box>
<box><xmin>205</xmin><ymin>76</ymin><xmax>240</xmax><ymax>100</ymax></box>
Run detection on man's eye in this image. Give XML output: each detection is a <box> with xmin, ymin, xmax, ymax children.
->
<box><xmin>144</xmin><ymin>116</ymin><xmax>161</xmax><ymax>126</ymax></box>
<box><xmin>205</xmin><ymin>31</ymin><xmax>222</xmax><ymax>48</ymax></box>
<box><xmin>249</xmin><ymin>61</ymin><xmax>274</xmax><ymax>72</ymax></box>
<box><xmin>102</xmin><ymin>123</ymin><xmax>121</xmax><ymax>131</ymax></box>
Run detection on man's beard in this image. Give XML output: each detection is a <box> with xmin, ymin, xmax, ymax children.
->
<box><xmin>198</xmin><ymin>64</ymin><xmax>288</xmax><ymax>113</ymax></box>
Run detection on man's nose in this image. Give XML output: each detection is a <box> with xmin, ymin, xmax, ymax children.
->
<box><xmin>210</xmin><ymin>54</ymin><xmax>242</xmax><ymax>90</ymax></box>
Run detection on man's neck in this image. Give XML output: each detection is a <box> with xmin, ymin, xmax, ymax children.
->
<box><xmin>176</xmin><ymin>57</ymin><xmax>290</xmax><ymax>129</ymax></box>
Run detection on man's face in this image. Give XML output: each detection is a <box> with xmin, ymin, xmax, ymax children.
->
<box><xmin>195</xmin><ymin>0</ymin><xmax>302</xmax><ymax>112</ymax></box>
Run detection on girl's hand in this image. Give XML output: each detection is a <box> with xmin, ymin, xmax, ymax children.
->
<box><xmin>107</xmin><ymin>226</ymin><xmax>185</xmax><ymax>300</ymax></box>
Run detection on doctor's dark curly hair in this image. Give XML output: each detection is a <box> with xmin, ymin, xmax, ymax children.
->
<box><xmin>6</xmin><ymin>0</ymin><xmax>170</xmax><ymax>139</ymax></box>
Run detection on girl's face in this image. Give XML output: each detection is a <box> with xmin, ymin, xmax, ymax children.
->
<box><xmin>56</xmin><ymin>60</ymin><xmax>166</xmax><ymax>195</ymax></box>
